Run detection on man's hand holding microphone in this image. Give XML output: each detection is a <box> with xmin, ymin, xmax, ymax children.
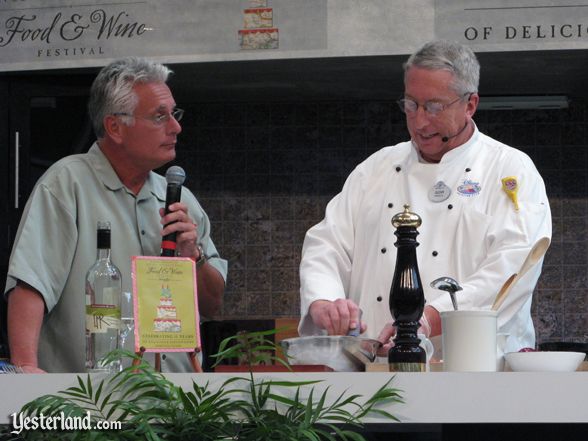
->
<box><xmin>159</xmin><ymin>166</ymin><xmax>201</xmax><ymax>260</ymax></box>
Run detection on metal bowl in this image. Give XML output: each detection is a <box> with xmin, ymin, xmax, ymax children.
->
<box><xmin>280</xmin><ymin>335</ymin><xmax>381</xmax><ymax>372</ymax></box>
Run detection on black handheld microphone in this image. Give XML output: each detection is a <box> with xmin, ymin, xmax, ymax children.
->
<box><xmin>441</xmin><ymin>121</ymin><xmax>470</xmax><ymax>143</ymax></box>
<box><xmin>160</xmin><ymin>166</ymin><xmax>186</xmax><ymax>257</ymax></box>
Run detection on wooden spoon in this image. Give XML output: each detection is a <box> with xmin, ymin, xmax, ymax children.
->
<box><xmin>522</xmin><ymin>237</ymin><xmax>550</xmax><ymax>275</ymax></box>
<box><xmin>491</xmin><ymin>237</ymin><xmax>551</xmax><ymax>311</ymax></box>
<box><xmin>492</xmin><ymin>273</ymin><xmax>517</xmax><ymax>311</ymax></box>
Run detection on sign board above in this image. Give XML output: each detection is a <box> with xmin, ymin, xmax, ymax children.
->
<box><xmin>437</xmin><ymin>0</ymin><xmax>588</xmax><ymax>50</ymax></box>
<box><xmin>0</xmin><ymin>0</ymin><xmax>587</xmax><ymax>72</ymax></box>
<box><xmin>0</xmin><ymin>0</ymin><xmax>328</xmax><ymax>71</ymax></box>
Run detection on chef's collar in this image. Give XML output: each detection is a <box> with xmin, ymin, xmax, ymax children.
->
<box><xmin>413</xmin><ymin>122</ymin><xmax>480</xmax><ymax>165</ymax></box>
<box><xmin>88</xmin><ymin>143</ymin><xmax>165</xmax><ymax>202</ymax></box>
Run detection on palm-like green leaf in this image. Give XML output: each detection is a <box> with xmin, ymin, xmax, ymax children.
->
<box><xmin>17</xmin><ymin>332</ymin><xmax>403</xmax><ymax>440</ymax></box>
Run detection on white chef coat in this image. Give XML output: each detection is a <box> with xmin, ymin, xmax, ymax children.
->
<box><xmin>299</xmin><ymin>127</ymin><xmax>551</xmax><ymax>354</ymax></box>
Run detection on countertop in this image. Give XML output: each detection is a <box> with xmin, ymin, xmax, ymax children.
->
<box><xmin>1</xmin><ymin>371</ymin><xmax>588</xmax><ymax>425</ymax></box>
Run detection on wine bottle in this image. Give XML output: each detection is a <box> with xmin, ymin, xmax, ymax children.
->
<box><xmin>85</xmin><ymin>221</ymin><xmax>122</xmax><ymax>373</ymax></box>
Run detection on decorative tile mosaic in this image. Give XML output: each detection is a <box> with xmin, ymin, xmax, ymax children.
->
<box><xmin>180</xmin><ymin>99</ymin><xmax>588</xmax><ymax>344</ymax></box>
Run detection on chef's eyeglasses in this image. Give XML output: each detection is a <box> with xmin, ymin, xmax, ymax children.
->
<box><xmin>113</xmin><ymin>108</ymin><xmax>184</xmax><ymax>125</ymax></box>
<box><xmin>397</xmin><ymin>93</ymin><xmax>472</xmax><ymax>117</ymax></box>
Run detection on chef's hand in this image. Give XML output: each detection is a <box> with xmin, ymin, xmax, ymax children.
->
<box><xmin>159</xmin><ymin>203</ymin><xmax>200</xmax><ymax>259</ymax></box>
<box><xmin>376</xmin><ymin>315</ymin><xmax>432</xmax><ymax>357</ymax></box>
<box><xmin>309</xmin><ymin>299</ymin><xmax>366</xmax><ymax>336</ymax></box>
<box><xmin>376</xmin><ymin>322</ymin><xmax>396</xmax><ymax>356</ymax></box>
<box><xmin>423</xmin><ymin>305</ymin><xmax>441</xmax><ymax>337</ymax></box>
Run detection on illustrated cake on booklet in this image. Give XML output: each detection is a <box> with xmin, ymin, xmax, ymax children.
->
<box><xmin>153</xmin><ymin>285</ymin><xmax>181</xmax><ymax>332</ymax></box>
<box><xmin>239</xmin><ymin>0</ymin><xmax>279</xmax><ymax>50</ymax></box>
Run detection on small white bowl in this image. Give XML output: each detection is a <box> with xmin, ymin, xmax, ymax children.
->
<box><xmin>505</xmin><ymin>351</ymin><xmax>585</xmax><ymax>372</ymax></box>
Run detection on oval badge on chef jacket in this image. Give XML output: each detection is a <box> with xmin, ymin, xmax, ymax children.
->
<box><xmin>429</xmin><ymin>181</ymin><xmax>452</xmax><ymax>202</ymax></box>
<box><xmin>457</xmin><ymin>179</ymin><xmax>481</xmax><ymax>197</ymax></box>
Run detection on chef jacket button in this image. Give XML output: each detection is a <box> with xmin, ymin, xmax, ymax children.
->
<box><xmin>161</xmin><ymin>354</ymin><xmax>167</xmax><ymax>360</ymax></box>
<box><xmin>388</xmin><ymin>202</ymin><xmax>393</xmax><ymax>208</ymax></box>
<box><xmin>381</xmin><ymin>247</ymin><xmax>387</xmax><ymax>254</ymax></box>
<box><xmin>395</xmin><ymin>166</ymin><xmax>401</xmax><ymax>172</ymax></box>
<box><xmin>377</xmin><ymin>296</ymin><xmax>383</xmax><ymax>302</ymax></box>
<box><xmin>465</xmin><ymin>167</ymin><xmax>471</xmax><ymax>172</ymax></box>
<box><xmin>448</xmin><ymin>204</ymin><xmax>453</xmax><ymax>210</ymax></box>
<box><xmin>141</xmin><ymin>229</ymin><xmax>146</xmax><ymax>235</ymax></box>
<box><xmin>432</xmin><ymin>251</ymin><xmax>438</xmax><ymax>257</ymax></box>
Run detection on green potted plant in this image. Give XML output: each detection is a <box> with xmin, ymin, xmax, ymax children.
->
<box><xmin>3</xmin><ymin>330</ymin><xmax>403</xmax><ymax>440</ymax></box>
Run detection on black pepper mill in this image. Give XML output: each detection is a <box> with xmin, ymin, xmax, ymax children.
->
<box><xmin>388</xmin><ymin>204</ymin><xmax>427</xmax><ymax>372</ymax></box>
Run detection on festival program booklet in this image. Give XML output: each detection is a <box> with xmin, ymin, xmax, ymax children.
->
<box><xmin>131</xmin><ymin>256</ymin><xmax>200</xmax><ymax>352</ymax></box>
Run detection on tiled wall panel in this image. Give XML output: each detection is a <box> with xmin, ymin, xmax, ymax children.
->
<box><xmin>177</xmin><ymin>99</ymin><xmax>588</xmax><ymax>345</ymax></box>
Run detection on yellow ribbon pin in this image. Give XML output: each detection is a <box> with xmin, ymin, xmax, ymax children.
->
<box><xmin>501</xmin><ymin>176</ymin><xmax>519</xmax><ymax>211</ymax></box>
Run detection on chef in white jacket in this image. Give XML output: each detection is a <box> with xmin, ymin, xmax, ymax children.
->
<box><xmin>299</xmin><ymin>40</ymin><xmax>551</xmax><ymax>355</ymax></box>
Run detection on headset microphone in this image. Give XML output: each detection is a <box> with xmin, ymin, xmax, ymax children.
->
<box><xmin>441</xmin><ymin>121</ymin><xmax>470</xmax><ymax>143</ymax></box>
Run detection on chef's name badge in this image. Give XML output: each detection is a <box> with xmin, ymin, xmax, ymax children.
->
<box><xmin>428</xmin><ymin>181</ymin><xmax>452</xmax><ymax>202</ymax></box>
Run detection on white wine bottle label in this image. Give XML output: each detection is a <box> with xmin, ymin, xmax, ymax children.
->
<box><xmin>86</xmin><ymin>304</ymin><xmax>121</xmax><ymax>334</ymax></box>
